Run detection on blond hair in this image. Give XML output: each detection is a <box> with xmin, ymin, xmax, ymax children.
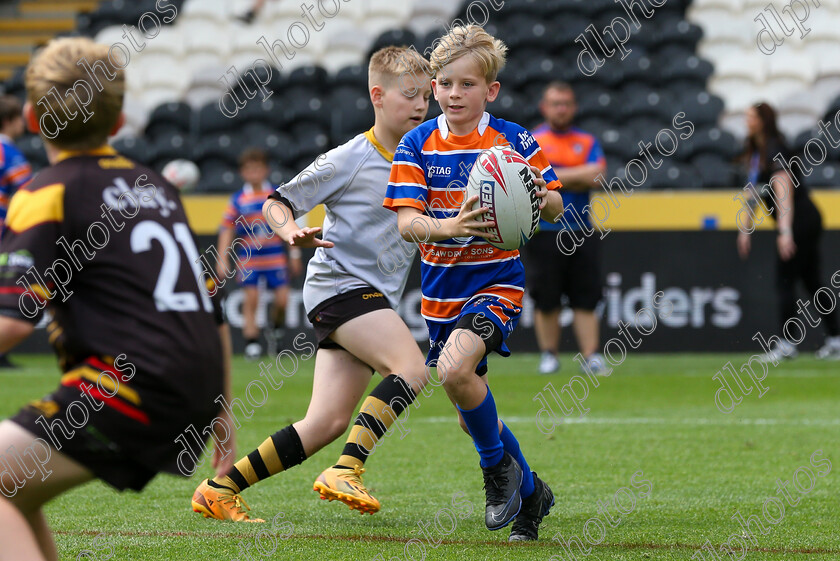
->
<box><xmin>429</xmin><ymin>25</ymin><xmax>507</xmax><ymax>83</ymax></box>
<box><xmin>26</xmin><ymin>37</ymin><xmax>124</xmax><ymax>150</ymax></box>
<box><xmin>368</xmin><ymin>45</ymin><xmax>431</xmax><ymax>92</ymax></box>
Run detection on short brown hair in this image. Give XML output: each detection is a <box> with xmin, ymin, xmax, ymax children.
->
<box><xmin>238</xmin><ymin>147</ymin><xmax>268</xmax><ymax>167</ymax></box>
<box><xmin>368</xmin><ymin>45</ymin><xmax>431</xmax><ymax>92</ymax></box>
<box><xmin>429</xmin><ymin>25</ymin><xmax>507</xmax><ymax>83</ymax></box>
<box><xmin>25</xmin><ymin>37</ymin><xmax>124</xmax><ymax>150</ymax></box>
<box><xmin>543</xmin><ymin>81</ymin><xmax>574</xmax><ymax>96</ymax></box>
<box><xmin>0</xmin><ymin>96</ymin><xmax>22</xmax><ymax>128</ymax></box>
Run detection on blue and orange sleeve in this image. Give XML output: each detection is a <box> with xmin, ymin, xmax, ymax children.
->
<box><xmin>587</xmin><ymin>138</ymin><xmax>607</xmax><ymax>167</ymax></box>
<box><xmin>220</xmin><ymin>192</ymin><xmax>239</xmax><ymax>229</ymax></box>
<box><xmin>518</xmin><ymin>131</ymin><xmax>562</xmax><ymax>191</ymax></box>
<box><xmin>384</xmin><ymin>135</ymin><xmax>427</xmax><ymax>212</ymax></box>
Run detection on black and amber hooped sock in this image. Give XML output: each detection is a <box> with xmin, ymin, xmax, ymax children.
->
<box><xmin>210</xmin><ymin>424</ymin><xmax>306</xmax><ymax>493</ymax></box>
<box><xmin>336</xmin><ymin>374</ymin><xmax>416</xmax><ymax>470</ymax></box>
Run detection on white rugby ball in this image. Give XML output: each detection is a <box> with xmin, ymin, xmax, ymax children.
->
<box><xmin>465</xmin><ymin>145</ymin><xmax>541</xmax><ymax>251</ymax></box>
<box><xmin>162</xmin><ymin>159</ymin><xmax>200</xmax><ymax>192</ymax></box>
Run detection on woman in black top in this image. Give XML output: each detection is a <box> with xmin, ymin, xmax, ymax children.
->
<box><xmin>737</xmin><ymin>102</ymin><xmax>840</xmax><ymax>361</ymax></box>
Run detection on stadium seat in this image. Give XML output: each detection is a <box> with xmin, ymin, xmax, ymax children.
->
<box><xmin>599</xmin><ymin>127</ymin><xmax>639</xmax><ymax>163</ymax></box>
<box><xmin>331</xmin><ymin>88</ymin><xmax>375</xmax><ymax>141</ymax></box>
<box><xmin>287</xmin><ymin>65</ymin><xmax>330</xmax><ymax>94</ymax></box>
<box><xmin>365</xmin><ymin>0</ymin><xmax>413</xmax><ymax>36</ymax></box>
<box><xmin>151</xmin><ymin>130</ymin><xmax>194</xmax><ymax>161</ymax></box>
<box><xmin>368</xmin><ymin>28</ymin><xmax>419</xmax><ymax>60</ymax></box>
<box><xmin>111</xmin><ymin>135</ymin><xmax>154</xmax><ymax>166</ymax></box>
<box><xmin>653</xmin><ymin>17</ymin><xmax>704</xmax><ymax>52</ymax></box>
<box><xmin>408</xmin><ymin>0</ymin><xmax>457</xmax><ymax>36</ymax></box>
<box><xmin>683</xmin><ymin>126</ymin><xmax>739</xmax><ymax>160</ymax></box>
<box><xmin>259</xmin><ymin>132</ymin><xmax>300</xmax><ymax>168</ymax></box>
<box><xmin>198</xmin><ymin>163</ymin><xmax>240</xmax><ymax>192</ymax></box>
<box><xmin>286</xmin><ymin>92</ymin><xmax>330</xmax><ymax>129</ymax></box>
<box><xmin>197</xmin><ymin>101</ymin><xmax>237</xmax><ymax>135</ymax></box>
<box><xmin>330</xmin><ymin>64</ymin><xmax>368</xmax><ymax>90</ymax></box>
<box><xmin>765</xmin><ymin>52</ymin><xmax>818</xmax><ymax>105</ymax></box>
<box><xmin>322</xmin><ymin>23</ymin><xmax>373</xmax><ymax>73</ymax></box>
<box><xmin>691</xmin><ymin>153</ymin><xmax>737</xmax><ymax>188</ymax></box>
<box><xmin>661</xmin><ymin>55</ymin><xmax>713</xmax><ymax>87</ymax></box>
<box><xmin>229</xmin><ymin>25</ymin><xmax>276</xmax><ymax>70</ymax></box>
<box><xmin>576</xmin><ymin>91</ymin><xmax>618</xmax><ymax>121</ymax></box>
<box><xmin>185</xmin><ymin>65</ymin><xmax>228</xmax><ymax>111</ymax></box>
<box><xmin>237</xmin><ymin>96</ymin><xmax>290</xmax><ymax>131</ymax></box>
<box><xmin>676</xmin><ymin>90</ymin><xmax>725</xmax><ymax>127</ymax></box>
<box><xmin>690</xmin><ymin>0</ymin><xmax>744</xmax><ymax>12</ymax></box>
<box><xmin>146</xmin><ymin>101</ymin><xmax>193</xmax><ymax>137</ymax></box>
<box><xmin>195</xmin><ymin>133</ymin><xmax>241</xmax><ymax>168</ymax></box>
<box><xmin>182</xmin><ymin>19</ymin><xmax>231</xmax><ymax>70</ymax></box>
<box><xmin>804</xmin><ymin>163</ymin><xmax>840</xmax><ymax>188</ymax></box>
<box><xmin>182</xmin><ymin>0</ymin><xmax>231</xmax><ymax>24</ymax></box>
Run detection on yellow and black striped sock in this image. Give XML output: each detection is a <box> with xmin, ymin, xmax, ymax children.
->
<box><xmin>210</xmin><ymin>425</ymin><xmax>306</xmax><ymax>493</ymax></box>
<box><xmin>336</xmin><ymin>375</ymin><xmax>416</xmax><ymax>470</ymax></box>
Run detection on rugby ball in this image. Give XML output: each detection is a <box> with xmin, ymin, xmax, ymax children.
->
<box><xmin>465</xmin><ymin>145</ymin><xmax>541</xmax><ymax>251</ymax></box>
<box><xmin>162</xmin><ymin>159</ymin><xmax>200</xmax><ymax>192</ymax></box>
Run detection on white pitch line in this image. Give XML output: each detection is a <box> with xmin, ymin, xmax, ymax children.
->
<box><xmin>416</xmin><ymin>416</ymin><xmax>840</xmax><ymax>426</ymax></box>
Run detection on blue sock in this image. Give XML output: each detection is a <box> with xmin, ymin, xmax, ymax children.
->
<box><xmin>500</xmin><ymin>422</ymin><xmax>535</xmax><ymax>498</ymax></box>
<box><xmin>458</xmin><ymin>389</ymin><xmax>504</xmax><ymax>468</ymax></box>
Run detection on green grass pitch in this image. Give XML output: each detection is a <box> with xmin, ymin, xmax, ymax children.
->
<box><xmin>1</xmin><ymin>353</ymin><xmax>837</xmax><ymax>560</ymax></box>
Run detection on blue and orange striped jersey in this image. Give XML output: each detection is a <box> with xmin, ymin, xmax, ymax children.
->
<box><xmin>0</xmin><ymin>134</ymin><xmax>33</xmax><ymax>230</ymax></box>
<box><xmin>221</xmin><ymin>181</ymin><xmax>287</xmax><ymax>272</ymax></box>
<box><xmin>531</xmin><ymin>124</ymin><xmax>605</xmax><ymax>231</ymax></box>
<box><xmin>384</xmin><ymin>112</ymin><xmax>561</xmax><ymax>323</ymax></box>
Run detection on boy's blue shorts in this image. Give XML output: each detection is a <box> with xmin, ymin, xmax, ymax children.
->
<box><xmin>239</xmin><ymin>268</ymin><xmax>287</xmax><ymax>289</ymax></box>
<box><xmin>425</xmin><ymin>295</ymin><xmax>522</xmax><ymax>376</ymax></box>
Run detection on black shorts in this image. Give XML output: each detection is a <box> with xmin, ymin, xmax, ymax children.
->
<box><xmin>453</xmin><ymin>312</ymin><xmax>504</xmax><ymax>377</ymax></box>
<box><xmin>9</xmin><ymin>363</ymin><xmax>217</xmax><ymax>491</ymax></box>
<box><xmin>524</xmin><ymin>229</ymin><xmax>602</xmax><ymax>311</ymax></box>
<box><xmin>307</xmin><ymin>287</ymin><xmax>391</xmax><ymax>350</ymax></box>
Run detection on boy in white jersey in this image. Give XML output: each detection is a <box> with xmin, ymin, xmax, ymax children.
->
<box><xmin>190</xmin><ymin>47</ymin><xmax>432</xmax><ymax>521</ymax></box>
<box><xmin>384</xmin><ymin>26</ymin><xmax>564</xmax><ymax>541</ymax></box>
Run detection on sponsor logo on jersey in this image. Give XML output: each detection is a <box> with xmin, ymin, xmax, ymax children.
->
<box><xmin>518</xmin><ymin>131</ymin><xmax>535</xmax><ymax>150</ymax></box>
<box><xmin>426</xmin><ymin>164</ymin><xmax>452</xmax><ymax>177</ymax></box>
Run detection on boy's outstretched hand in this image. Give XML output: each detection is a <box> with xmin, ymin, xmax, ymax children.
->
<box><xmin>286</xmin><ymin>227</ymin><xmax>334</xmax><ymax>248</ymax></box>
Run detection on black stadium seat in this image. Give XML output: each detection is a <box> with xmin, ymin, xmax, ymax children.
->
<box><xmin>145</xmin><ymin>102</ymin><xmax>193</xmax><ymax>139</ymax></box>
<box><xmin>237</xmin><ymin>97</ymin><xmax>290</xmax><ymax>131</ymax></box>
<box><xmin>691</xmin><ymin>154</ymin><xmax>737</xmax><ymax>188</ymax></box>
<box><xmin>368</xmin><ymin>29</ymin><xmax>418</xmax><ymax>59</ymax></box>
<box><xmin>682</xmin><ymin>126</ymin><xmax>739</xmax><ymax>161</ymax></box>
<box><xmin>330</xmin><ymin>65</ymin><xmax>368</xmax><ymax>90</ymax></box>
<box><xmin>197</xmin><ymin>102</ymin><xmax>236</xmax><ymax>136</ymax></box>
<box><xmin>804</xmin><ymin>163</ymin><xmax>840</xmax><ymax>188</ymax></box>
<box><xmin>194</xmin><ymin>133</ymin><xmax>240</xmax><ymax>168</ymax></box>
<box><xmin>287</xmin><ymin>65</ymin><xmax>329</xmax><ymax>95</ymax></box>
<box><xmin>111</xmin><ymin>135</ymin><xmax>153</xmax><ymax>166</ymax></box>
<box><xmin>150</xmin><ymin>133</ymin><xmax>194</xmax><ymax>171</ymax></box>
<box><xmin>199</xmin><ymin>164</ymin><xmax>240</xmax><ymax>193</ymax></box>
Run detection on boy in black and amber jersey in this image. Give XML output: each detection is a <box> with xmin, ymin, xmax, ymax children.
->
<box><xmin>0</xmin><ymin>38</ymin><xmax>229</xmax><ymax>560</ymax></box>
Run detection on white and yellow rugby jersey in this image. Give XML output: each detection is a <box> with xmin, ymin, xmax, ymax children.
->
<box><xmin>271</xmin><ymin>129</ymin><xmax>416</xmax><ymax>314</ymax></box>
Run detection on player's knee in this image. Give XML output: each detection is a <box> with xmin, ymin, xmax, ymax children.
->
<box><xmin>439</xmin><ymin>360</ymin><xmax>473</xmax><ymax>389</ymax></box>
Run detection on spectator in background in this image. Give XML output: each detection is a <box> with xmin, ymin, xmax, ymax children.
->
<box><xmin>737</xmin><ymin>102</ymin><xmax>840</xmax><ymax>361</ymax></box>
<box><xmin>528</xmin><ymin>82</ymin><xmax>608</xmax><ymax>375</ymax></box>
<box><xmin>237</xmin><ymin>0</ymin><xmax>268</xmax><ymax>24</ymax></box>
<box><xmin>218</xmin><ymin>148</ymin><xmax>302</xmax><ymax>360</ymax></box>
<box><xmin>0</xmin><ymin>95</ymin><xmax>33</xmax><ymax>370</ymax></box>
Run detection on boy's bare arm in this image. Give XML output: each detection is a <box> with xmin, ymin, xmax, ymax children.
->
<box><xmin>396</xmin><ymin>197</ymin><xmax>494</xmax><ymax>244</ymax></box>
